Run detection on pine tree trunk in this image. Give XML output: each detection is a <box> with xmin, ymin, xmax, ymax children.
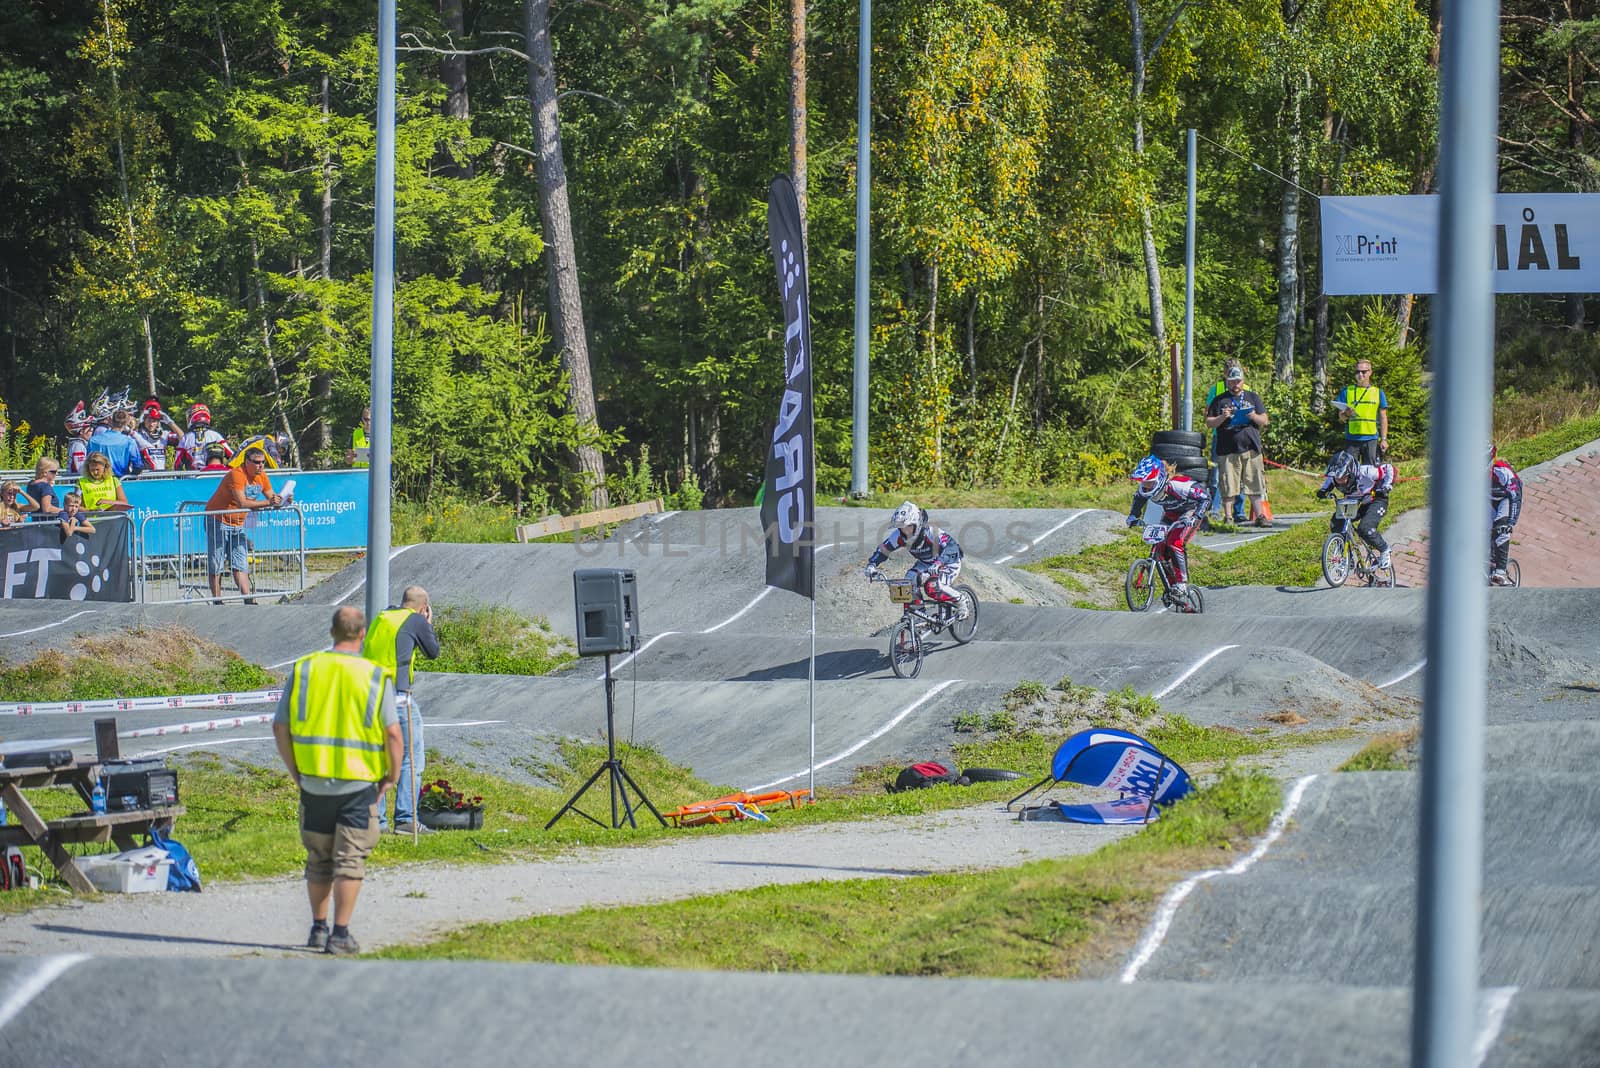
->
<box><xmin>313</xmin><ymin>69</ymin><xmax>334</xmax><ymax>458</ymax></box>
<box><xmin>1128</xmin><ymin>0</ymin><xmax>1170</xmax><ymax>364</ymax></box>
<box><xmin>525</xmin><ymin>0</ymin><xmax>608</xmax><ymax>509</ymax></box>
<box><xmin>788</xmin><ymin>0</ymin><xmax>807</xmax><ymax>242</ymax></box>
<box><xmin>438</xmin><ymin>0</ymin><xmax>474</xmax><ymax>179</ymax></box>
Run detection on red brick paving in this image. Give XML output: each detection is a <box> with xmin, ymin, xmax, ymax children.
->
<box><xmin>1389</xmin><ymin>445</ymin><xmax>1599</xmax><ymax>588</ymax></box>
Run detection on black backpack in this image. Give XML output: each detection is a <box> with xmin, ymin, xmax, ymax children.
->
<box><xmin>893</xmin><ymin>762</ymin><xmax>967</xmax><ymax>792</ymax></box>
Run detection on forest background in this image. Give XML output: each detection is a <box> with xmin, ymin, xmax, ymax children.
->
<box><xmin>0</xmin><ymin>0</ymin><xmax>1595</xmax><ymax>515</ymax></box>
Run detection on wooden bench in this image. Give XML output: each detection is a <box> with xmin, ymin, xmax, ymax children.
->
<box><xmin>0</xmin><ymin>762</ymin><xmax>183</xmax><ymax>893</ymax></box>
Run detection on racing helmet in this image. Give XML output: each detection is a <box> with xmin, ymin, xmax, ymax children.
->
<box><xmin>1130</xmin><ymin>455</ymin><xmax>1168</xmax><ymax>497</ymax></box>
<box><xmin>64</xmin><ymin>401</ymin><xmax>90</xmax><ymax>432</ymax></box>
<box><xmin>1325</xmin><ymin>451</ymin><xmax>1358</xmax><ymax>493</ymax></box>
<box><xmin>140</xmin><ymin>397</ymin><xmax>164</xmax><ymax>422</ymax></box>
<box><xmin>187</xmin><ymin>402</ymin><xmax>212</xmax><ymax>429</ymax></box>
<box><xmin>89</xmin><ymin>389</ymin><xmax>114</xmax><ymax>426</ymax></box>
<box><xmin>890</xmin><ymin>500</ymin><xmax>926</xmax><ymax>541</ymax></box>
<box><xmin>110</xmin><ymin>387</ymin><xmax>135</xmax><ymax>415</ymax></box>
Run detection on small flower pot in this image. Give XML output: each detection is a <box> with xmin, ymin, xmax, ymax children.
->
<box><xmin>417</xmin><ymin>806</ymin><xmax>484</xmax><ymax>831</ymax></box>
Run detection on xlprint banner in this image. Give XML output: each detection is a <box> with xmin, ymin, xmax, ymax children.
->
<box><xmin>1322</xmin><ymin>193</ymin><xmax>1600</xmax><ymax>295</ymax></box>
<box><xmin>762</xmin><ymin>175</ymin><xmax>816</xmax><ymax>599</ymax></box>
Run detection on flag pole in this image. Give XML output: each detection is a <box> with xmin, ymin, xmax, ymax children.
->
<box><xmin>809</xmin><ymin>593</ymin><xmax>816</xmax><ymax>799</ymax></box>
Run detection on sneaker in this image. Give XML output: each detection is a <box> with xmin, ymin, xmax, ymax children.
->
<box><xmin>306</xmin><ymin>924</ymin><xmax>330</xmax><ymax>951</ymax></box>
<box><xmin>956</xmin><ymin>599</ymin><xmax>971</xmax><ymax>621</ymax></box>
<box><xmin>1254</xmin><ymin>516</ymin><xmax>1271</xmax><ymax>527</ymax></box>
<box><xmin>324</xmin><ymin>932</ymin><xmax>360</xmax><ymax>956</ymax></box>
<box><xmin>1377</xmin><ymin>550</ymin><xmax>1391</xmax><ymax>570</ymax></box>
<box><xmin>392</xmin><ymin>821</ymin><xmax>434</xmax><ymax>836</ymax></box>
<box><xmin>1490</xmin><ymin>569</ymin><xmax>1511</xmax><ymax>586</ymax></box>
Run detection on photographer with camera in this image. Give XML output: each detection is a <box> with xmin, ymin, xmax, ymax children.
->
<box><xmin>1205</xmin><ymin>363</ymin><xmax>1272</xmax><ymax>528</ymax></box>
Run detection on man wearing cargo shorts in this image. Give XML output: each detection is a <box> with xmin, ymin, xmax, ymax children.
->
<box><xmin>273</xmin><ymin>606</ymin><xmax>403</xmax><ymax>955</ymax></box>
<box><xmin>1205</xmin><ymin>365</ymin><xmax>1272</xmax><ymax>527</ymax></box>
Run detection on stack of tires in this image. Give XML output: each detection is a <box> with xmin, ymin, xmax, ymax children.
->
<box><xmin>1150</xmin><ymin>429</ymin><xmax>1208</xmax><ymax>486</ymax></box>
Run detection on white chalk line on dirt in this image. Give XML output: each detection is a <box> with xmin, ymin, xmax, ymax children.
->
<box><xmin>1472</xmin><ymin>986</ymin><xmax>1519</xmax><ymax>1068</ymax></box>
<box><xmin>1120</xmin><ymin>774</ymin><xmax>1318</xmax><ymax>983</ymax></box>
<box><xmin>132</xmin><ymin>718</ymin><xmax>506</xmax><ymax>757</ymax></box>
<box><xmin>598</xmin><ymin>632</ymin><xmax>678</xmax><ymax>679</ymax></box>
<box><xmin>0</xmin><ymin>954</ymin><xmax>89</xmax><ymax>1033</ymax></box>
<box><xmin>1152</xmin><ymin>644</ymin><xmax>1239</xmax><ymax>700</ymax></box>
<box><xmin>745</xmin><ymin>679</ymin><xmax>962</xmax><ymax>793</ymax></box>
<box><xmin>699</xmin><ymin>543</ymin><xmax>837</xmax><ymax>636</ymax></box>
<box><xmin>993</xmin><ymin>510</ymin><xmax>1089</xmax><ymax>564</ymax></box>
<box><xmin>1376</xmin><ymin>659</ymin><xmax>1426</xmax><ymax>689</ymax></box>
<box><xmin>0</xmin><ymin>610</ymin><xmax>101</xmax><ymax>639</ymax></box>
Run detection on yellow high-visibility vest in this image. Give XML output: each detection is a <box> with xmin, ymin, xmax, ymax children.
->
<box><xmin>1346</xmin><ymin>386</ymin><xmax>1381</xmax><ymax>437</ymax></box>
<box><xmin>361</xmin><ymin>608</ymin><xmax>415</xmax><ymax>688</ymax></box>
<box><xmin>78</xmin><ymin>473</ymin><xmax>120</xmax><ymax>511</ymax></box>
<box><xmin>352</xmin><ymin>426</ymin><xmax>370</xmax><ymax>468</ymax></box>
<box><xmin>286</xmin><ymin>651</ymin><xmax>391</xmax><ymax>782</ymax></box>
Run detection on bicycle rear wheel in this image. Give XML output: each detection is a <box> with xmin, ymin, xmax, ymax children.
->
<box><xmin>1125</xmin><ymin>558</ymin><xmax>1158</xmax><ymax>612</ymax></box>
<box><xmin>1508</xmin><ymin>559</ymin><xmax>1522</xmax><ymax>588</ymax></box>
<box><xmin>1183</xmin><ymin>585</ymin><xmax>1205</xmax><ymax>614</ymax></box>
<box><xmin>889</xmin><ymin>618</ymin><xmax>922</xmax><ymax>679</ymax></box>
<box><xmin>949</xmin><ymin>585</ymin><xmax>979</xmax><ymax>644</ymax></box>
<box><xmin>1321</xmin><ymin>533</ymin><xmax>1351</xmax><ymax>587</ymax></box>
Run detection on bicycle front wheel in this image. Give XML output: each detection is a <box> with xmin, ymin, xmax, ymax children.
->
<box><xmin>1125</xmin><ymin>557</ymin><xmax>1158</xmax><ymax>612</ymax></box>
<box><xmin>889</xmin><ymin>618</ymin><xmax>922</xmax><ymax>679</ymax></box>
<box><xmin>1508</xmin><ymin>559</ymin><xmax>1522</xmax><ymax>588</ymax></box>
<box><xmin>1184</xmin><ymin>585</ymin><xmax>1205</xmax><ymax>614</ymax></box>
<box><xmin>1321</xmin><ymin>533</ymin><xmax>1351</xmax><ymax>587</ymax></box>
<box><xmin>949</xmin><ymin>585</ymin><xmax>979</xmax><ymax>644</ymax></box>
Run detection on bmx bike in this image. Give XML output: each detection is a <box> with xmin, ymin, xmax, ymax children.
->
<box><xmin>1124</xmin><ymin>524</ymin><xmax>1204</xmax><ymax>614</ymax></box>
<box><xmin>1488</xmin><ymin>558</ymin><xmax>1522</xmax><ymax>587</ymax></box>
<box><xmin>1321</xmin><ymin>497</ymin><xmax>1396</xmax><ymax>588</ymax></box>
<box><xmin>870</xmin><ymin>573</ymin><xmax>979</xmax><ymax>679</ymax></box>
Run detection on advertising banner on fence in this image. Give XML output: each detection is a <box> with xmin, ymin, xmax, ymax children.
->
<box><xmin>123</xmin><ymin>469</ymin><xmax>369</xmax><ymax>553</ymax></box>
<box><xmin>762</xmin><ymin>174</ymin><xmax>816</xmax><ymax>599</ymax></box>
<box><xmin>1</xmin><ymin>514</ymin><xmax>132</xmax><ymax>602</ymax></box>
<box><xmin>1322</xmin><ymin>193</ymin><xmax>1600</xmax><ymax>295</ymax></box>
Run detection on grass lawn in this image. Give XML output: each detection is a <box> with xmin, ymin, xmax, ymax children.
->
<box><xmin>372</xmin><ymin>766</ymin><xmax>1281</xmax><ymax>977</ymax></box>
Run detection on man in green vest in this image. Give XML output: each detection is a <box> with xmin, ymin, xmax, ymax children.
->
<box><xmin>346</xmin><ymin>407</ymin><xmax>371</xmax><ymax>468</ymax></box>
<box><xmin>1334</xmin><ymin>361</ymin><xmax>1389</xmax><ymax>464</ymax></box>
<box><xmin>273</xmin><ymin>606</ymin><xmax>402</xmax><ymax>955</ymax></box>
<box><xmin>362</xmin><ymin>585</ymin><xmax>440</xmax><ymax>836</ymax></box>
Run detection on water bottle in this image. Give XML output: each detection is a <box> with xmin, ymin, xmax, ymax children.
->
<box><xmin>91</xmin><ymin>776</ymin><xmax>107</xmax><ymax>816</ymax></box>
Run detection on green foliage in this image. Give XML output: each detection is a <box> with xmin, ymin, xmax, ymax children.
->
<box><xmin>0</xmin><ymin>628</ymin><xmax>274</xmax><ymax>702</ymax></box>
<box><xmin>421</xmin><ymin>605</ymin><xmax>576</xmax><ymax>677</ymax></box>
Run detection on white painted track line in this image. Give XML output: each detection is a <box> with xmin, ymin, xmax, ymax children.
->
<box><xmin>1153</xmin><ymin>644</ymin><xmax>1238</xmax><ymax>700</ymax></box>
<box><xmin>1472</xmin><ymin>986</ymin><xmax>1518</xmax><ymax>1068</ymax></box>
<box><xmin>0</xmin><ymin>610</ymin><xmax>100</xmax><ymax>639</ymax></box>
<box><xmin>1120</xmin><ymin>774</ymin><xmax>1318</xmax><ymax>982</ymax></box>
<box><xmin>1377</xmin><ymin>660</ymin><xmax>1426</xmax><ymax>689</ymax></box>
<box><xmin>993</xmin><ymin>510</ymin><xmax>1088</xmax><ymax>564</ymax></box>
<box><xmin>746</xmin><ymin>679</ymin><xmax>961</xmax><ymax>792</ymax></box>
<box><xmin>331</xmin><ymin>544</ymin><xmax>417</xmax><ymax>605</ymax></box>
<box><xmin>0</xmin><ymin>954</ymin><xmax>88</xmax><ymax>1032</ymax></box>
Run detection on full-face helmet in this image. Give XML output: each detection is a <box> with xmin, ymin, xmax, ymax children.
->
<box><xmin>1325</xmin><ymin>451</ymin><xmax>1358</xmax><ymax>494</ymax></box>
<box><xmin>1130</xmin><ymin>455</ymin><xmax>1169</xmax><ymax>497</ymax></box>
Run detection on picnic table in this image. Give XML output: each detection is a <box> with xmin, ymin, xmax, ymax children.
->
<box><xmin>0</xmin><ymin>760</ymin><xmax>183</xmax><ymax>893</ymax></box>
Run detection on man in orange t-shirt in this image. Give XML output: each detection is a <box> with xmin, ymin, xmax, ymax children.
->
<box><xmin>204</xmin><ymin>447</ymin><xmax>283</xmax><ymax>603</ymax></box>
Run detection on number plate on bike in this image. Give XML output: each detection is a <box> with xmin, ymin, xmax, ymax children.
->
<box><xmin>1142</xmin><ymin>524</ymin><xmax>1170</xmax><ymax>544</ymax></box>
<box><xmin>1334</xmin><ymin>498</ymin><xmax>1360</xmax><ymax>519</ymax></box>
<box><xmin>887</xmin><ymin>581</ymin><xmax>916</xmax><ymax>603</ymax></box>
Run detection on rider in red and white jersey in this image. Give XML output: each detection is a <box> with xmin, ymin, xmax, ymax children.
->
<box><xmin>1490</xmin><ymin>447</ymin><xmax>1523</xmax><ymax>586</ymax></box>
<box><xmin>1126</xmin><ymin>456</ymin><xmax>1209</xmax><ymax>604</ymax></box>
<box><xmin>175</xmin><ymin>403</ymin><xmax>232</xmax><ymax>471</ymax></box>
<box><xmin>863</xmin><ymin>501</ymin><xmax>967</xmax><ymax>614</ymax></box>
<box><xmin>64</xmin><ymin>402</ymin><xmax>93</xmax><ymax>475</ymax></box>
<box><xmin>1316</xmin><ymin>451</ymin><xmax>1396</xmax><ymax>570</ymax></box>
<box><xmin>130</xmin><ymin>398</ymin><xmax>183</xmax><ymax>471</ymax></box>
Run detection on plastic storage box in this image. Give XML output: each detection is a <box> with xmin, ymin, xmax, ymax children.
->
<box><xmin>77</xmin><ymin>847</ymin><xmax>171</xmax><ymax>894</ymax></box>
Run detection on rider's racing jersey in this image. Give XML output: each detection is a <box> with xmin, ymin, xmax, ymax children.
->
<box><xmin>176</xmin><ymin>428</ymin><xmax>231</xmax><ymax>470</ymax></box>
<box><xmin>66</xmin><ymin>438</ymin><xmax>89</xmax><ymax>475</ymax></box>
<box><xmin>868</xmin><ymin>525</ymin><xmax>962</xmax><ymax>569</ymax></box>
<box><xmin>1319</xmin><ymin>462</ymin><xmax>1395</xmax><ymax>503</ymax></box>
<box><xmin>1491</xmin><ymin>459</ymin><xmax>1523</xmax><ymax>525</ymax></box>
<box><xmin>131</xmin><ymin>427</ymin><xmax>181</xmax><ymax>471</ymax></box>
<box><xmin>1130</xmin><ymin>474</ymin><xmax>1208</xmax><ymax>525</ymax></box>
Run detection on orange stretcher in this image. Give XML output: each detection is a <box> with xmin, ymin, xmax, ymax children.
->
<box><xmin>664</xmin><ymin>788</ymin><xmax>813</xmax><ymax>828</ymax></box>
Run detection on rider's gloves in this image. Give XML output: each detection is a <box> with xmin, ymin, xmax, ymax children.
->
<box><xmin>1315</xmin><ymin>487</ymin><xmax>1330</xmax><ymax>499</ymax></box>
<box><xmin>1126</xmin><ymin>515</ymin><xmax>1141</xmax><ymax>528</ymax></box>
<box><xmin>862</xmin><ymin>565</ymin><xmax>880</xmax><ymax>580</ymax></box>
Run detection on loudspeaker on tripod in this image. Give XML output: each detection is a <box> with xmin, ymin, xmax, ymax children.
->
<box><xmin>573</xmin><ymin>568</ymin><xmax>639</xmax><ymax>657</ymax></box>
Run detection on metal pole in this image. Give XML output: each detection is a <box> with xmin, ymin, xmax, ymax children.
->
<box><xmin>365</xmin><ymin>0</ymin><xmax>396</xmax><ymax>622</ymax></box>
<box><xmin>849</xmin><ymin>0</ymin><xmax>872</xmax><ymax>497</ymax></box>
<box><xmin>1182</xmin><ymin>128</ymin><xmax>1197</xmax><ymax>433</ymax></box>
<box><xmin>808</xmin><ymin>595</ymin><xmax>816</xmax><ymax>800</ymax></box>
<box><xmin>1413</xmin><ymin>0</ymin><xmax>1498</xmax><ymax>1060</ymax></box>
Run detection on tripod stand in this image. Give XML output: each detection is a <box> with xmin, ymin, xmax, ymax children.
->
<box><xmin>545</xmin><ymin>652</ymin><xmax>666</xmax><ymax>830</ymax></box>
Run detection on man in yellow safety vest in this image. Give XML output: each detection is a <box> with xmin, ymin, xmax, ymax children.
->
<box><xmin>346</xmin><ymin>407</ymin><xmax>371</xmax><ymax>468</ymax></box>
<box><xmin>273</xmin><ymin>606</ymin><xmax>402</xmax><ymax>955</ymax></box>
<box><xmin>1334</xmin><ymin>360</ymin><xmax>1389</xmax><ymax>465</ymax></box>
<box><xmin>361</xmin><ymin>585</ymin><xmax>441</xmax><ymax>835</ymax></box>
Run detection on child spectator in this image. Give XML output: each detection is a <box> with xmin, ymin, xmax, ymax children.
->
<box><xmin>58</xmin><ymin>492</ymin><xmax>95</xmax><ymax>537</ymax></box>
<box><xmin>0</xmin><ymin>481</ymin><xmax>31</xmax><ymax>526</ymax></box>
<box><xmin>27</xmin><ymin>457</ymin><xmax>62</xmax><ymax>520</ymax></box>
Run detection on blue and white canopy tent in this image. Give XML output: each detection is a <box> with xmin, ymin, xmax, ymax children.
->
<box><xmin>1007</xmin><ymin>727</ymin><xmax>1192</xmax><ymax>825</ymax></box>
